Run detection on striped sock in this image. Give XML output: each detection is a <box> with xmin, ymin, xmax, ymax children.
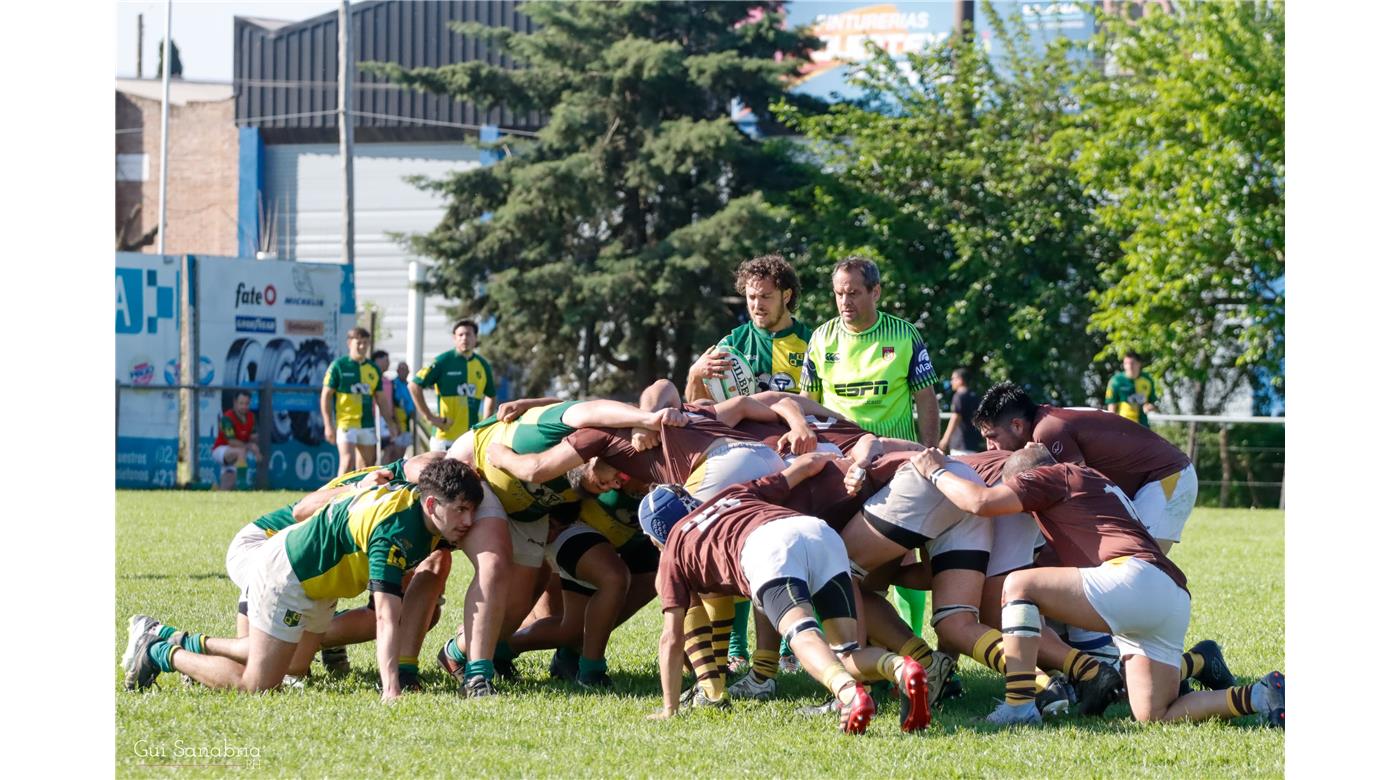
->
<box><xmin>1064</xmin><ymin>648</ymin><xmax>1101</xmax><ymax>684</ymax></box>
<box><xmin>1035</xmin><ymin>671</ymin><xmax>1053</xmax><ymax>693</ymax></box>
<box><xmin>702</xmin><ymin>597</ymin><xmax>736</xmax><ymax>668</ymax></box>
<box><xmin>148</xmin><ymin>640</ymin><xmax>178</xmax><ymax>673</ymax></box>
<box><xmin>729</xmin><ymin>599</ymin><xmax>751</xmax><ymax>659</ymax></box>
<box><xmin>897</xmin><ymin>636</ymin><xmax>937</xmax><ymax>670</ymax></box>
<box><xmin>1181</xmin><ymin>650</ymin><xmax>1205</xmax><ymax>681</ymax></box>
<box><xmin>398</xmin><ymin>656</ymin><xmax>418</xmax><ymax>674</ymax></box>
<box><xmin>1005</xmin><ymin>671</ymin><xmax>1037</xmax><ymax>706</ymax></box>
<box><xmin>167</xmin><ymin>631</ymin><xmax>207</xmax><ymax>654</ymax></box>
<box><xmin>683</xmin><ymin>606</ymin><xmax>724</xmax><ymax>700</ymax></box>
<box><xmin>156</xmin><ymin>626</ymin><xmax>177</xmax><ymax>641</ymax></box>
<box><xmin>751</xmin><ymin>650</ymin><xmax>780</xmax><ymax>682</ymax></box>
<box><xmin>1226</xmin><ymin>684</ymin><xmax>1257</xmax><ymax>717</ymax></box>
<box><xmin>971</xmin><ymin>628</ymin><xmax>1006</xmax><ymax>674</ymax></box>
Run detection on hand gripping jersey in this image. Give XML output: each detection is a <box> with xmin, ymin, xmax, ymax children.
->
<box><xmin>250</xmin><ymin>458</ymin><xmax>411</xmax><ymax>538</ymax></box>
<box><xmin>282</xmin><ymin>481</ymin><xmax>440</xmax><ymax>600</ymax></box>
<box><xmin>413</xmin><ymin>350</ymin><xmax>495</xmax><ymax>441</ymax></box>
<box><xmin>800</xmin><ymin>311</ymin><xmax>938</xmax><ymax>442</ymax></box>
<box><xmin>470</xmin><ymin>402</ymin><xmax>584</xmax><ymax>522</ymax></box>
<box><xmin>323</xmin><ymin>356</ymin><xmax>382</xmax><ymax>430</ymax></box>
<box><xmin>716</xmin><ymin>320</ymin><xmax>813</xmax><ymax>394</ymax></box>
<box><xmin>563</xmin><ymin>408</ymin><xmax>757</xmax><ymax>486</ymax></box>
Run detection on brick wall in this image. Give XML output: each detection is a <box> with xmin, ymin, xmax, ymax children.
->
<box><xmin>115</xmin><ymin>89</ymin><xmax>239</xmax><ymax>256</ymax></box>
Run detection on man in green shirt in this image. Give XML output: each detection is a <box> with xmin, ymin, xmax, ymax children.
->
<box><xmin>1105</xmin><ymin>351</ymin><xmax>1160</xmax><ymax>428</ymax></box>
<box><xmin>411</xmin><ymin>318</ymin><xmax>496</xmax><ymax>451</ymax></box>
<box><xmin>687</xmin><ymin>254</ymin><xmax>812</xmax><ymax>401</ymax></box>
<box><xmin>322</xmin><ymin>327</ymin><xmax>397</xmax><ymax>475</ymax></box>
<box><xmin>122</xmin><ymin>458</ymin><xmax>484</xmax><ymax>702</ymax></box>
<box><xmin>801</xmin><ymin>257</ymin><xmax>941</xmax><ymax>647</ymax></box>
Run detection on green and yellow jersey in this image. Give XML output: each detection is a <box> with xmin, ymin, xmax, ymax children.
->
<box><xmin>320</xmin><ymin>458</ymin><xmax>408</xmax><ymax>490</ymax></box>
<box><xmin>716</xmin><ymin>320</ymin><xmax>812</xmax><ymax>394</ymax></box>
<box><xmin>800</xmin><ymin>311</ymin><xmax>938</xmax><ymax>442</ymax></box>
<box><xmin>282</xmin><ymin>481</ymin><xmax>439</xmax><ymax>601</ymax></box>
<box><xmin>413</xmin><ymin>350</ymin><xmax>496</xmax><ymax>442</ymax></box>
<box><xmin>252</xmin><ymin>504</ymin><xmax>298</xmax><ymax>536</ymax></box>
<box><xmin>323</xmin><ymin>356</ymin><xmax>382</xmax><ymax>431</ymax></box>
<box><xmin>580</xmin><ymin>488</ymin><xmax>643</xmax><ymax>547</ymax></box>
<box><xmin>469</xmin><ymin>401</ymin><xmax>583</xmax><ymax>522</ymax></box>
<box><xmin>1106</xmin><ymin>371</ymin><xmax>1159</xmax><ymax>428</ymax></box>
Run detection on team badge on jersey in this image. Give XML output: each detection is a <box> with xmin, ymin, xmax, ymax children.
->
<box><xmin>882</xmin><ymin>347</ymin><xmax>896</xmax><ymax>360</ymax></box>
<box><xmin>283</xmin><ymin>610</ymin><xmax>302</xmax><ymax>627</ymax></box>
<box><xmin>387</xmin><ymin>544</ymin><xmax>408</xmax><ymax>570</ymax></box>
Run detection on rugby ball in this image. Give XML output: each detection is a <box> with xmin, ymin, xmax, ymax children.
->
<box><xmin>703</xmin><ymin>346</ymin><xmax>756</xmax><ymax>400</ymax></box>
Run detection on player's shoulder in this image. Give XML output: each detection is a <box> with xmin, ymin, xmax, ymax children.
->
<box><xmin>722</xmin><ymin>321</ymin><xmax>756</xmax><ymax>344</ymax></box>
<box><xmin>430</xmin><ymin>349</ymin><xmax>459</xmax><ymax>365</ymax></box>
<box><xmin>878</xmin><ymin>311</ymin><xmax>925</xmax><ymax>342</ymax></box>
<box><xmin>809</xmin><ymin>317</ymin><xmax>841</xmax><ymax>343</ymax></box>
<box><xmin>470</xmin><ymin>352</ymin><xmax>492</xmax><ymax>368</ymax></box>
<box><xmin>789</xmin><ymin>318</ymin><xmax>815</xmax><ymax>341</ymax></box>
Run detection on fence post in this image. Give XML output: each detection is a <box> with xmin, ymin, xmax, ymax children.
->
<box><xmin>115</xmin><ymin>380</ymin><xmax>122</xmax><ymax>462</ymax></box>
<box><xmin>257</xmin><ymin>380</ymin><xmax>273</xmax><ymax>489</ymax></box>
<box><xmin>1218</xmin><ymin>424</ymin><xmax>1231</xmax><ymax>508</ymax></box>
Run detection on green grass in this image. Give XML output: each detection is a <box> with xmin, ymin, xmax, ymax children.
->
<box><xmin>116</xmin><ymin>491</ymin><xmax>1284</xmax><ymax>777</ymax></box>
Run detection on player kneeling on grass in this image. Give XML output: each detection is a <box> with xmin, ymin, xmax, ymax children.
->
<box><xmin>122</xmin><ymin>458</ymin><xmax>484</xmax><ymax>703</ymax></box>
<box><xmin>920</xmin><ymin>444</ymin><xmax>1284</xmax><ymax>728</ymax></box>
<box><xmin>642</xmin><ymin>452</ymin><xmax>929</xmax><ymax>735</ymax></box>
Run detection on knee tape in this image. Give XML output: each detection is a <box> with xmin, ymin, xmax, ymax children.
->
<box><xmin>1001</xmin><ymin>599</ymin><xmax>1041</xmax><ymax>638</ymax></box>
<box><xmin>931</xmin><ymin>603</ymin><xmax>979</xmax><ymax>628</ymax></box>
<box><xmin>782</xmin><ymin>617</ymin><xmax>822</xmax><ymax>647</ymax></box>
<box><xmin>831</xmin><ymin>641</ymin><xmax>860</xmax><ymax>658</ymax></box>
<box><xmin>848</xmin><ymin>560</ymin><xmax>869</xmax><ymax>580</ymax></box>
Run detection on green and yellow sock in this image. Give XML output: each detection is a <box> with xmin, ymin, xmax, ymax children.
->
<box><xmin>148</xmin><ymin>640</ymin><xmax>178</xmax><ymax>673</ymax></box>
<box><xmin>683</xmin><ymin>605</ymin><xmax>724</xmax><ymax>700</ymax></box>
<box><xmin>1181</xmin><ymin>650</ymin><xmax>1205</xmax><ymax>681</ymax></box>
<box><xmin>1005</xmin><ymin>671</ymin><xmax>1037</xmax><ymax>706</ymax></box>
<box><xmin>971</xmin><ymin>628</ymin><xmax>1006</xmax><ymax>674</ymax></box>
<box><xmin>897</xmin><ymin>635</ymin><xmax>937</xmax><ymax>670</ymax></box>
<box><xmin>465</xmin><ymin>659</ymin><xmax>495</xmax><ymax>681</ymax></box>
<box><xmin>729</xmin><ymin>599</ymin><xmax>751</xmax><ymax>660</ymax></box>
<box><xmin>1226</xmin><ymin>684</ymin><xmax>1257</xmax><ymax>717</ymax></box>
<box><xmin>1063</xmin><ymin>648</ymin><xmax>1101</xmax><ymax>684</ymax></box>
<box><xmin>750</xmin><ymin>649</ymin><xmax>780</xmax><ymax>682</ymax></box>
<box><xmin>398</xmin><ymin>656</ymin><xmax>418</xmax><ymax>675</ymax></box>
<box><xmin>444</xmin><ymin>636</ymin><xmax>468</xmax><ymax>664</ymax></box>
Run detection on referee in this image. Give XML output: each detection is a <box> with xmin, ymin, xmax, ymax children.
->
<box><xmin>800</xmin><ymin>256</ymin><xmax>941</xmax><ymax>636</ymax></box>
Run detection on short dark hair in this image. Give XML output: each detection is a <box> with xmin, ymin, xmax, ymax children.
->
<box><xmin>735</xmin><ymin>254</ymin><xmax>800</xmax><ymax>311</ymax></box>
<box><xmin>831</xmin><ymin>256</ymin><xmax>881</xmax><ymax>290</ymax></box>
<box><xmin>1001</xmin><ymin>443</ymin><xmax>1056</xmax><ymax>480</ymax></box>
<box><xmin>1123</xmin><ymin>350</ymin><xmax>1141</xmax><ymax>361</ymax></box>
<box><xmin>371</xmin><ymin>350</ymin><xmax>389</xmax><ymax>362</ymax></box>
<box><xmin>565</xmin><ymin>463</ymin><xmax>592</xmax><ymax>495</ymax></box>
<box><xmin>416</xmin><ymin>458</ymin><xmax>484</xmax><ymax>507</ymax></box>
<box><xmin>452</xmin><ymin>318</ymin><xmax>479</xmax><ymax>335</ymax></box>
<box><xmin>972</xmin><ymin>381</ymin><xmax>1038</xmax><ymax>430</ymax></box>
<box><xmin>346</xmin><ymin>326</ymin><xmax>371</xmax><ymax>339</ymax></box>
<box><xmin>233</xmin><ymin>389</ymin><xmax>252</xmax><ymax>401</ymax></box>
<box><xmin>952</xmin><ymin>367</ymin><xmax>971</xmax><ymax>384</ymax></box>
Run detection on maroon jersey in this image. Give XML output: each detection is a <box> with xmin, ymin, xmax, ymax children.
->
<box><xmin>1032</xmin><ymin>406</ymin><xmax>1190</xmax><ymax>495</ymax></box>
<box><xmin>656</xmin><ymin>474</ymin><xmax>802</xmax><ymax>610</ymax></box>
<box><xmin>1005</xmin><ymin>462</ymin><xmax>1188</xmax><ymax>592</ymax></box>
<box><xmin>958</xmin><ymin>449</ymin><xmax>1012</xmax><ymax>485</ymax></box>
<box><xmin>734</xmin><ymin>414</ymin><xmax>871</xmax><ymax>455</ymax></box>
<box><xmin>564</xmin><ymin>408</ymin><xmax>755</xmax><ymax>486</ymax></box>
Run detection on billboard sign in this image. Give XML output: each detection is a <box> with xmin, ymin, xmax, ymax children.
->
<box><xmin>115</xmin><ymin>252</ymin><xmax>182</xmax><ymax>488</ymax></box>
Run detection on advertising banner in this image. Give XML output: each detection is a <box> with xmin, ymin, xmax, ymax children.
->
<box><xmin>195</xmin><ymin>256</ymin><xmax>354</xmax><ymax>489</ymax></box>
<box><xmin>115</xmin><ymin>252</ymin><xmax>183</xmax><ymax>488</ymax></box>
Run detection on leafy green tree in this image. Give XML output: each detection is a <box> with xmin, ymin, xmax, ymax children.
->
<box><xmin>368</xmin><ymin>1</ymin><xmax>819</xmax><ymax>395</ymax></box>
<box><xmin>775</xmin><ymin>6</ymin><xmax>1115</xmax><ymax>404</ymax></box>
<box><xmin>1064</xmin><ymin>1</ymin><xmax>1284</xmax><ymax>414</ymax></box>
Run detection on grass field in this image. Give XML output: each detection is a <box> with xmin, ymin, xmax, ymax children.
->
<box><xmin>116</xmin><ymin>491</ymin><xmax>1284</xmax><ymax>777</ymax></box>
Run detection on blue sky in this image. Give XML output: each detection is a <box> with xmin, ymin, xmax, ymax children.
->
<box><xmin>116</xmin><ymin>1</ymin><xmax>341</xmax><ymax>81</ymax></box>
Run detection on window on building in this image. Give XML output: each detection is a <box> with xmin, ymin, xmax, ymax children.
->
<box><xmin>116</xmin><ymin>153</ymin><xmax>149</xmax><ymax>182</ymax></box>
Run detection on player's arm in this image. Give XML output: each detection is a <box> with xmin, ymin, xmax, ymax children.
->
<box><xmin>373</xmin><ymin>589</ymin><xmax>404</xmax><ymax>703</ymax></box>
<box><xmin>752</xmin><ymin>390</ymin><xmax>847</xmax><ymax>420</ymax></box>
<box><xmin>293</xmin><ymin>473</ymin><xmax>389</xmax><ymax>520</ymax></box>
<box><xmin>684</xmin><ymin>347</ymin><xmax>729</xmax><ymax>404</ymax></box>
<box><xmin>478</xmin><ymin>360</ymin><xmax>497</xmax><ymax>420</ymax></box>
<box><xmin>780</xmin><ymin>451</ymin><xmax>840</xmax><ymax>489</ymax></box>
<box><xmin>769</xmin><ymin>397</ymin><xmax>817</xmax><ymax>455</ymax></box>
<box><xmin>1143</xmin><ymin>377</ymin><xmax>1159</xmax><ymax>414</ymax></box>
<box><xmin>915</xmin><ymin>386</ymin><xmax>941</xmax><ymax>448</ymax></box>
<box><xmin>910</xmin><ymin>448</ymin><xmax>1024</xmax><ymax>517</ymax></box>
<box><xmin>937</xmin><ymin>409</ymin><xmax>959</xmax><ymax>452</ymax></box>
<box><xmin>562</xmin><ymin>400</ymin><xmax>686</xmax><ymax>431</ymax></box>
<box><xmin>485</xmin><ymin>440</ymin><xmax>585</xmax><ymax>484</ymax></box>
<box><xmin>408</xmin><ymin>382</ymin><xmax>442</xmax><ymax>429</ymax></box>
<box><xmin>641</xmin><ymin>379</ymin><xmax>684</xmax><ymax>412</ymax></box>
<box><xmin>652</xmin><ymin>605</ymin><xmax>688</xmax><ymax>719</ymax></box>
<box><xmin>320</xmin><ymin>385</ymin><xmax>337</xmax><ymax>441</ymax></box>
<box><xmin>377</xmin><ymin>378</ymin><xmax>398</xmax><ymax>437</ymax></box>
<box><xmin>495</xmin><ymin>397</ymin><xmax>562</xmax><ymax>422</ymax></box>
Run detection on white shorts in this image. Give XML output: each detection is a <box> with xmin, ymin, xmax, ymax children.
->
<box><xmin>246</xmin><ymin>533</ymin><xmax>336</xmax><ymax>644</ymax></box>
<box><xmin>211</xmin><ymin>445</ymin><xmax>247</xmax><ymax>473</ymax></box>
<box><xmin>337</xmin><ymin>427</ymin><xmax>377</xmax><ymax>446</ymax></box>
<box><xmin>986</xmin><ymin>512</ymin><xmax>1040</xmax><ymax>578</ymax></box>
<box><xmin>739</xmin><ymin>515</ymin><xmax>849</xmax><ymax>598</ymax></box>
<box><xmin>685</xmin><ymin>440</ymin><xmax>786</xmax><ymax>502</ymax></box>
<box><xmin>225</xmin><ymin>522</ymin><xmax>272</xmax><ymax>600</ymax></box>
<box><xmin>430</xmin><ymin>436</ymin><xmax>456</xmax><ymax>453</ymax></box>
<box><xmin>508</xmin><ymin>516</ymin><xmax>549</xmax><ymax>568</ymax></box>
<box><xmin>384</xmin><ymin>431</ymin><xmax>413</xmax><ymax>449</ymax></box>
<box><xmin>863</xmin><ymin>462</ymin><xmax>991</xmax><ymax>567</ymax></box>
<box><xmin>1079</xmin><ymin>556</ymin><xmax>1191</xmax><ymax>667</ymax></box>
<box><xmin>1132</xmin><ymin>464</ymin><xmax>1198</xmax><ymax>543</ymax></box>
<box><xmin>545</xmin><ymin>522</ymin><xmax>609</xmax><ymax>594</ymax></box>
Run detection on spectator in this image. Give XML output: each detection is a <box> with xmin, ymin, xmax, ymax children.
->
<box><xmin>410</xmin><ymin>319</ymin><xmax>496</xmax><ymax>451</ymax></box>
<box><xmin>1105</xmin><ymin>350</ymin><xmax>1160</xmax><ymax>428</ymax></box>
<box><xmin>938</xmin><ymin>367</ymin><xmax>983</xmax><ymax>456</ymax></box>
<box><xmin>212</xmin><ymin>390</ymin><xmax>259</xmax><ymax>490</ymax></box>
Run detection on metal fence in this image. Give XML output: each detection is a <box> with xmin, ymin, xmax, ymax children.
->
<box><xmin>1144</xmin><ymin>414</ymin><xmax>1284</xmax><ymax>510</ymax></box>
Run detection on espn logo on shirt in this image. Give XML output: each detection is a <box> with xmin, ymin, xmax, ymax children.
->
<box><xmin>834</xmin><ymin>380</ymin><xmax>889</xmax><ymax>397</ymax></box>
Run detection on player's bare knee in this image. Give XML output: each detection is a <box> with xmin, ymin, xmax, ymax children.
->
<box><xmin>1001</xmin><ymin>570</ymin><xmax>1035</xmax><ymax>603</ymax></box>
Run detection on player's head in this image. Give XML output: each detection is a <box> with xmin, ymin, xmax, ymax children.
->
<box><xmin>417</xmin><ymin>458</ymin><xmax>485</xmax><ymax>547</ymax></box>
<box><xmin>973</xmin><ymin>381</ymin><xmax>1039</xmax><ymax>451</ymax></box>
<box><xmin>372</xmin><ymin>349</ymin><xmax>390</xmax><ymax>372</ymax></box>
<box><xmin>396</xmin><ymin>361</ymin><xmax>410</xmax><ymax>381</ymax></box>
<box><xmin>735</xmin><ymin>254</ymin><xmax>799</xmax><ymax>330</ymax></box>
<box><xmin>831</xmin><ymin>256</ymin><xmax>881</xmax><ymax>330</ymax></box>
<box><xmin>1122</xmin><ymin>351</ymin><xmax>1142</xmax><ymax>378</ymax></box>
<box><xmin>566</xmin><ymin>458</ymin><xmax>626</xmax><ymax>496</ymax></box>
<box><xmin>639</xmin><ymin>484</ymin><xmax>700</xmax><ymax>546</ymax></box>
<box><xmin>346</xmin><ymin>327</ymin><xmax>371</xmax><ymax>359</ymax></box>
<box><xmin>452</xmin><ymin>319</ymin><xmax>479</xmax><ymax>353</ymax></box>
<box><xmin>232</xmin><ymin>390</ymin><xmax>251</xmax><ymax>415</ymax></box>
<box><xmin>1000</xmin><ymin>442</ymin><xmax>1056</xmax><ymax>481</ymax></box>
<box><xmin>951</xmin><ymin>367</ymin><xmax>971</xmax><ymax>390</ymax></box>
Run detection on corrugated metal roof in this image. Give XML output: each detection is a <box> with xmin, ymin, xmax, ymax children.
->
<box><xmin>234</xmin><ymin>0</ymin><xmax>542</xmax><ymax>134</ymax></box>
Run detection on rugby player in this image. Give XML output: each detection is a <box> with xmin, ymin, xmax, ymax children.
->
<box><xmin>643</xmin><ymin>453</ymin><xmax>931</xmax><ymax>735</ymax></box>
<box><xmin>321</xmin><ymin>327</ymin><xmax>397</xmax><ymax>475</ymax></box>
<box><xmin>410</xmin><ymin>318</ymin><xmax>496</xmax><ymax>452</ymax></box>
<box><xmin>920</xmin><ymin>444</ymin><xmax>1283</xmax><ymax>727</ymax></box>
<box><xmin>122</xmin><ymin>459</ymin><xmax>484</xmax><ymax>702</ymax></box>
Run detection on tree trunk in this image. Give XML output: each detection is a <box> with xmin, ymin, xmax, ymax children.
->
<box><xmin>1217</xmin><ymin>425</ymin><xmax>1231</xmax><ymax>508</ymax></box>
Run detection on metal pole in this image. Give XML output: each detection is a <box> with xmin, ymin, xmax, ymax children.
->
<box><xmin>257</xmin><ymin>380</ymin><xmax>273</xmax><ymax>489</ymax></box>
<box><xmin>181</xmin><ymin>257</ymin><xmax>199</xmax><ymax>486</ymax></box>
<box><xmin>339</xmin><ymin>0</ymin><xmax>356</xmax><ymax>269</ymax></box>
<box><xmin>157</xmin><ymin>0</ymin><xmax>172</xmax><ymax>253</ymax></box>
<box><xmin>407</xmin><ymin>261</ymin><xmax>426</xmax><ymax>372</ymax></box>
<box><xmin>137</xmin><ymin>14</ymin><xmax>144</xmax><ymax>78</ymax></box>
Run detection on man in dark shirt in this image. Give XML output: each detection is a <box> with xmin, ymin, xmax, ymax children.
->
<box><xmin>938</xmin><ymin>368</ymin><xmax>983</xmax><ymax>456</ymax></box>
<box><xmin>919</xmin><ymin>443</ymin><xmax>1284</xmax><ymax>729</ymax></box>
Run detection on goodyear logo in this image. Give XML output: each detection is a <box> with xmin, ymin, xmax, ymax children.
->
<box><xmin>834</xmin><ymin>380</ymin><xmax>889</xmax><ymax>398</ymax></box>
